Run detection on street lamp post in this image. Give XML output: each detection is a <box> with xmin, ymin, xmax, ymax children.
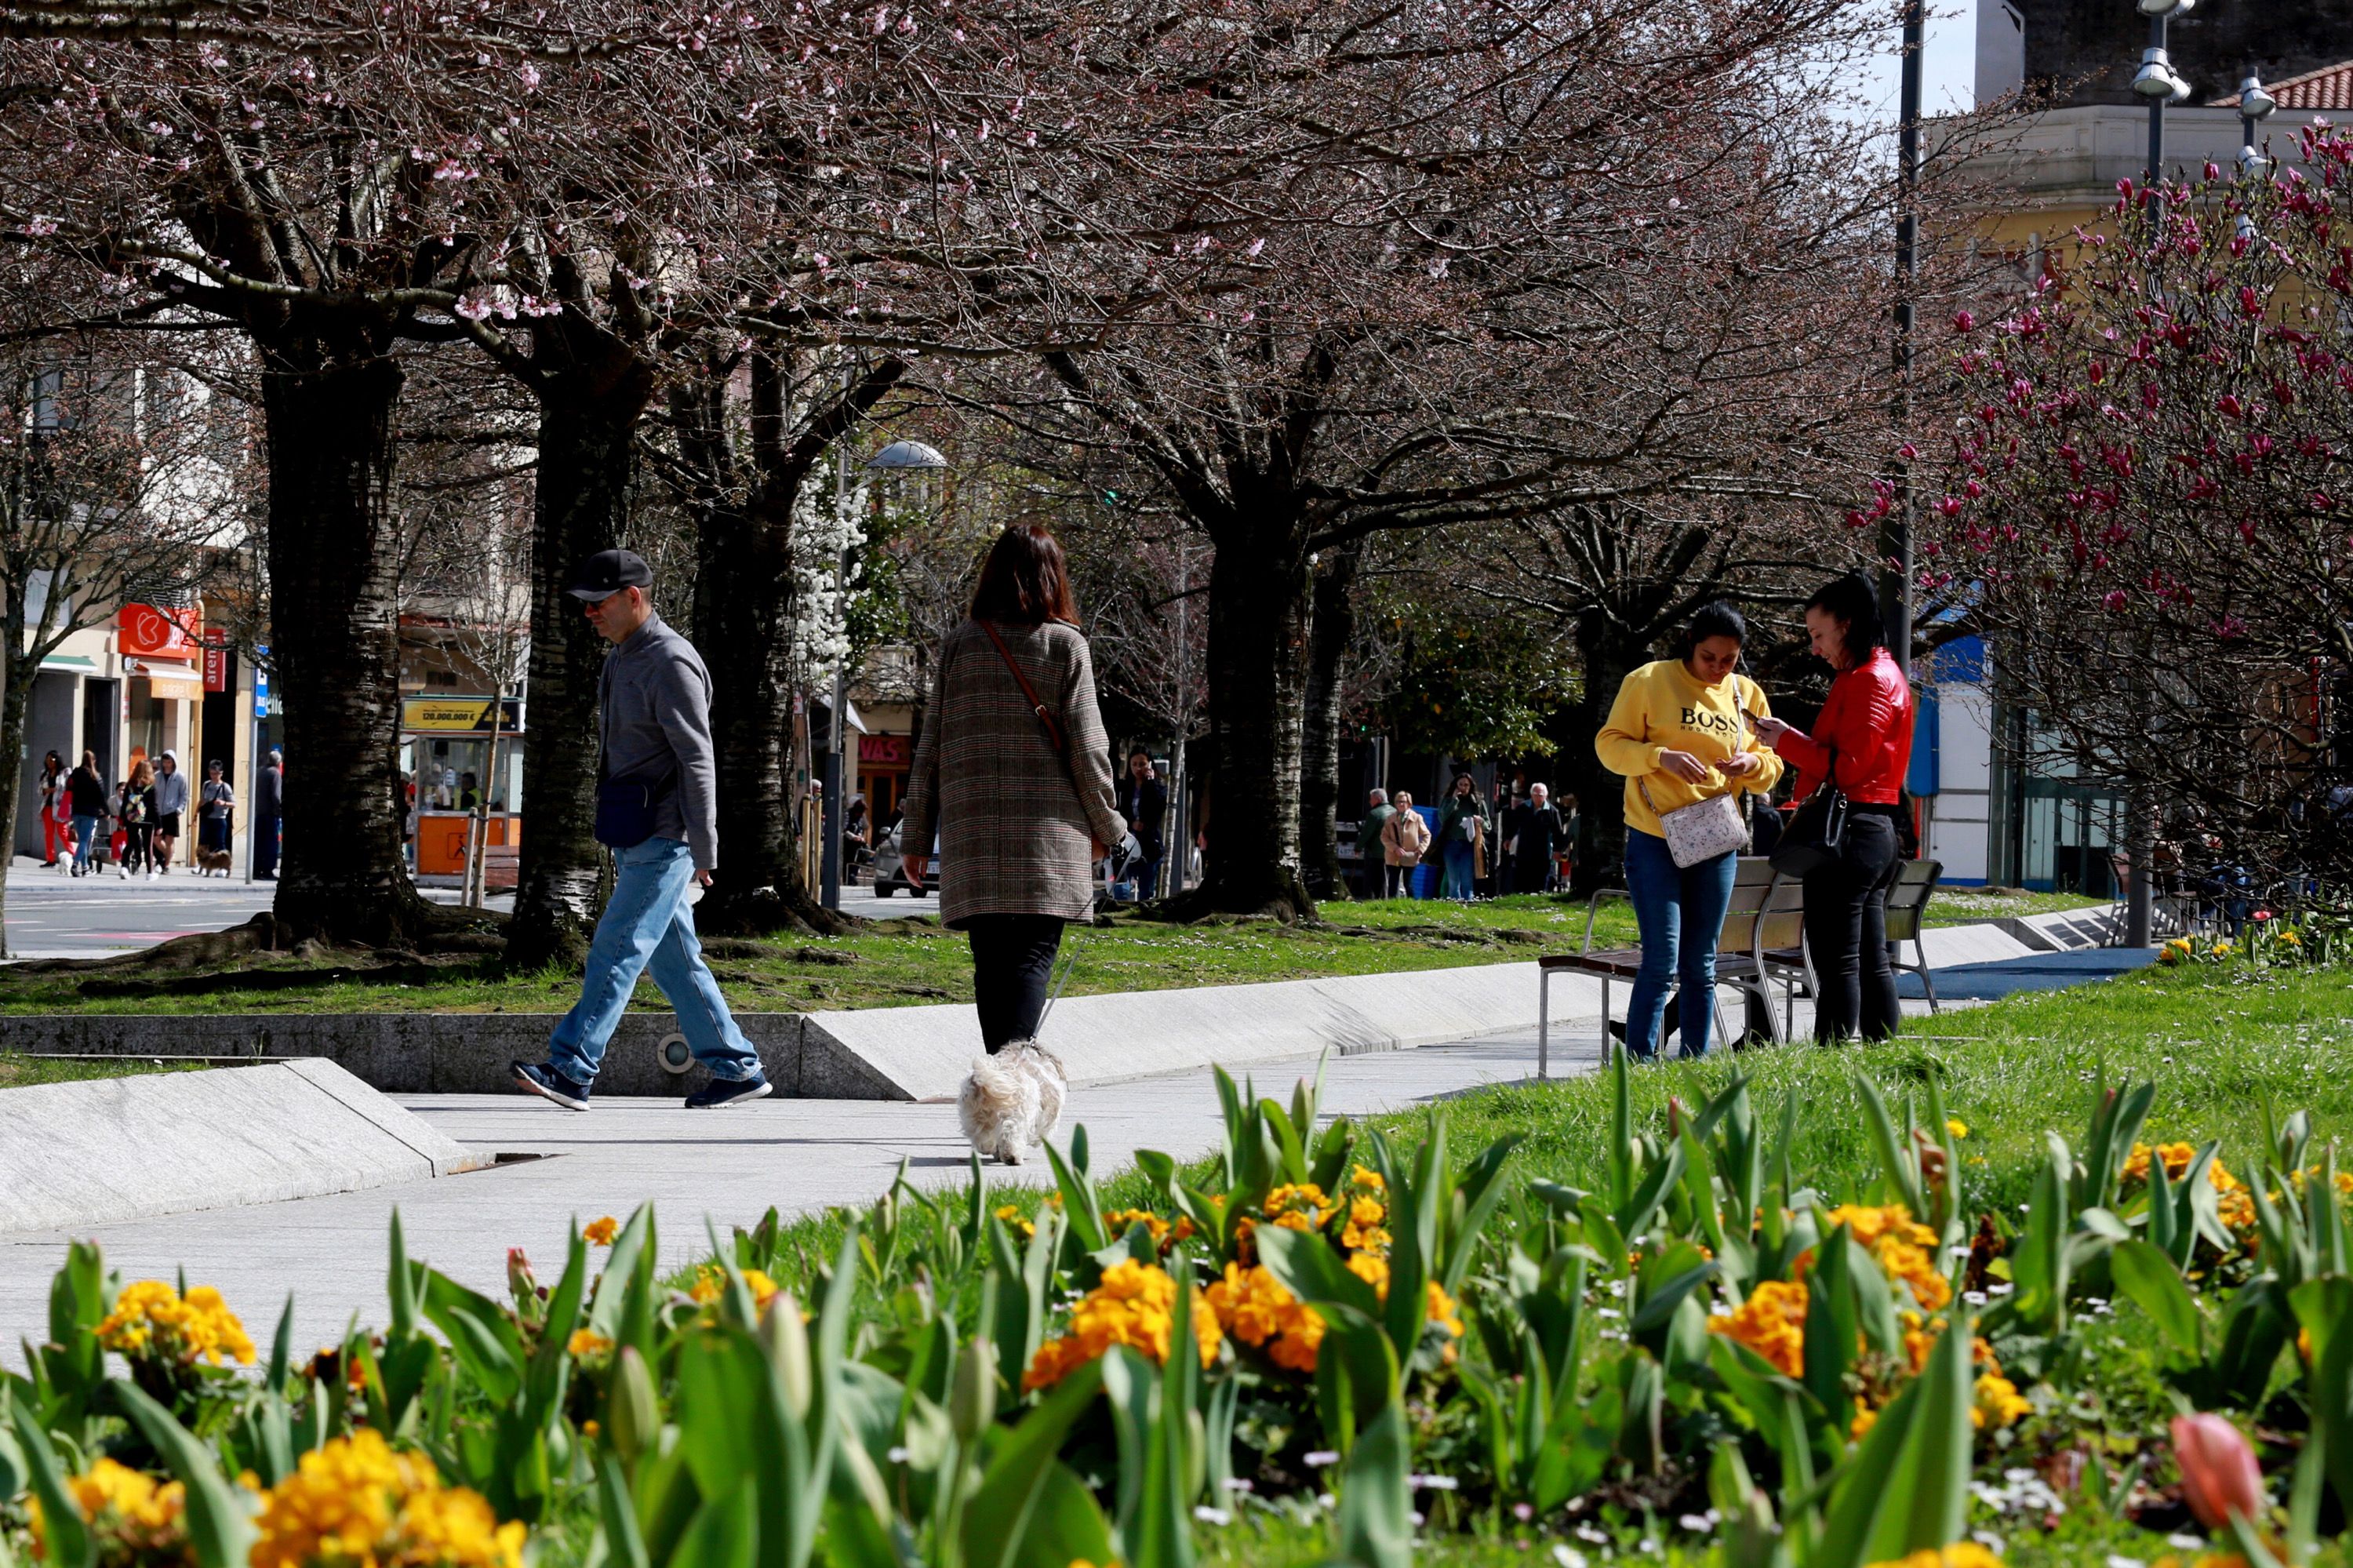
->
<box><xmin>2235</xmin><ymin>72</ymin><xmax>2277</xmax><ymax>177</ymax></box>
<box><xmin>819</xmin><ymin>436</ymin><xmax>949</xmax><ymax>912</ymax></box>
<box><xmin>2130</xmin><ymin>0</ymin><xmax>2194</xmax><ymax>229</ymax></box>
<box><xmin>1886</xmin><ymin>0</ymin><xmax>1925</xmax><ymax>678</ymax></box>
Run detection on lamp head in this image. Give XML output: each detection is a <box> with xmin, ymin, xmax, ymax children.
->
<box><xmin>2135</xmin><ymin>0</ymin><xmax>2191</xmax><ymax>14</ymax></box>
<box><xmin>864</xmin><ymin>439</ymin><xmax>950</xmax><ymax>471</ymax></box>
<box><xmin>2238</xmin><ymin>77</ymin><xmax>2277</xmax><ymax>119</ymax></box>
<box><xmin>2132</xmin><ymin>47</ymin><xmax>2189</xmax><ymax>100</ymax></box>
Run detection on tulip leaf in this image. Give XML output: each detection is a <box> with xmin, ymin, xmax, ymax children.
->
<box><xmin>2110</xmin><ymin>1241</ymin><xmax>2203</xmax><ymax>1357</ymax></box>
<box><xmin>111</xmin><ymin>1381</ymin><xmax>258</xmax><ymax>1568</ymax></box>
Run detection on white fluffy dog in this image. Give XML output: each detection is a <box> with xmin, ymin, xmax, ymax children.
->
<box><xmin>958</xmin><ymin>1039</ymin><xmax>1067</xmax><ymax>1165</ymax></box>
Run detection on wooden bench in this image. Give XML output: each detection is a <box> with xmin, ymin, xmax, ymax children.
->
<box><xmin>1536</xmin><ymin>857</ymin><xmax>1943</xmax><ymax>1071</ymax></box>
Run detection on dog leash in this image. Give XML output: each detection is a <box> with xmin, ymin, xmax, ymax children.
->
<box><xmin>1033</xmin><ymin>857</ymin><xmax>1111</xmax><ymax>1038</ymax></box>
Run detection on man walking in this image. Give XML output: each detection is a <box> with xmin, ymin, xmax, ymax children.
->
<box><xmin>253</xmin><ymin>749</ymin><xmax>282</xmax><ymax>880</ymax></box>
<box><xmin>511</xmin><ymin>549</ymin><xmax>771</xmax><ymax>1111</ymax></box>
<box><xmin>1122</xmin><ymin>750</ymin><xmax>1166</xmax><ymax>900</ymax></box>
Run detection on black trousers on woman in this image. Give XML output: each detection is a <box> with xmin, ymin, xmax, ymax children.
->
<box><xmin>1802</xmin><ymin>809</ymin><xmax>1904</xmax><ymax>1042</ymax></box>
<box><xmin>966</xmin><ymin>914</ymin><xmax>1067</xmax><ymax>1053</ymax></box>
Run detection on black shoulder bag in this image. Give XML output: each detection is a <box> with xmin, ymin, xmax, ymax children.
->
<box><xmin>593</xmin><ymin>657</ymin><xmax>677</xmax><ymax>849</ymax></box>
<box><xmin>1769</xmin><ymin>740</ymin><xmax>1848</xmax><ymax>878</ymax></box>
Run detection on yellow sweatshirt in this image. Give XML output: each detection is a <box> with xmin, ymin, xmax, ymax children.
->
<box><xmin>1595</xmin><ymin>660</ymin><xmax>1784</xmax><ymax>839</ymax></box>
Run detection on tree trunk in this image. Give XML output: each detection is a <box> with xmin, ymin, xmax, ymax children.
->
<box><xmin>691</xmin><ymin>478</ymin><xmax>835</xmax><ymax>935</ymax></box>
<box><xmin>1559</xmin><ymin>611</ymin><xmax>1653</xmax><ymax>896</ymax></box>
<box><xmin>261</xmin><ymin>347</ymin><xmax>436</xmax><ymax>947</ymax></box>
<box><xmin>0</xmin><ymin>664</ymin><xmax>31</xmax><ymax>959</ymax></box>
<box><xmin>505</xmin><ymin>340</ymin><xmax>655</xmax><ymax>970</ymax></box>
<box><xmin>1297</xmin><ymin>541</ymin><xmax>1362</xmax><ymax>900</ymax></box>
<box><xmin>1190</xmin><ymin>514</ymin><xmax>1315</xmax><ymax>918</ymax></box>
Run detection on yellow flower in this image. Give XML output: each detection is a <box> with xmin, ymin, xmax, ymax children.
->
<box><xmin>1103</xmin><ymin>1208</ymin><xmax>1173</xmax><ymax>1250</ymax></box>
<box><xmin>993</xmin><ymin>1203</ymin><xmax>1037</xmax><ymax>1239</ymax></box>
<box><xmin>96</xmin><ymin>1280</ymin><xmax>255</xmax><ymax>1367</ymax></box>
<box><xmin>1351</xmin><ymin>1165</ymin><xmax>1386</xmax><ymax>1193</ymax></box>
<box><xmin>1708</xmin><ymin>1279</ymin><xmax>1807</xmax><ymax>1378</ymax></box>
<box><xmin>1025</xmin><ymin>1261</ymin><xmax>1218</xmax><ymax>1389</ymax></box>
<box><xmin>1815</xmin><ymin>1205</ymin><xmax>1947</xmax><ymax>1312</ymax></box>
<box><xmin>687</xmin><ymin>1265</ymin><xmax>780</xmax><ymax>1309</ymax></box>
<box><xmin>584</xmin><ymin>1216</ymin><xmax>619</xmax><ymax>1246</ymax></box>
<box><xmin>29</xmin><ymin>1457</ymin><xmax>189</xmax><ymax>1562</ymax></box>
<box><xmin>1867</xmin><ymin>1546</ymin><xmax>2005</xmax><ymax>1568</ymax></box>
<box><xmin>1264</xmin><ymin>1183</ymin><xmax>1335</xmax><ymax>1230</ymax></box>
<box><xmin>1946</xmin><ymin>1119</ymin><xmax>1969</xmax><ymax>1139</ymax></box>
<box><xmin>568</xmin><ymin>1329</ymin><xmax>614</xmax><ymax>1360</ymax></box>
<box><xmin>1972</xmin><ymin>1370</ymin><xmax>2031</xmax><ymax>1430</ymax></box>
<box><xmin>251</xmin><ymin>1429</ymin><xmax>524</xmax><ymax>1568</ymax></box>
<box><xmin>1207</xmin><ymin>1261</ymin><xmax>1324</xmax><ymax>1372</ymax></box>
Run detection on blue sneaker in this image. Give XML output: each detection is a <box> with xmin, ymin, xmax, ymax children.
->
<box><xmin>683</xmin><ymin>1074</ymin><xmax>773</xmax><ymax>1110</ymax></box>
<box><xmin>512</xmin><ymin>1060</ymin><xmax>593</xmax><ymax>1111</ymax></box>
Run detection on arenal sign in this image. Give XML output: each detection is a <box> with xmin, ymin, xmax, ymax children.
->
<box><xmin>402</xmin><ymin>697</ymin><xmax>525</xmax><ymax>734</ymax></box>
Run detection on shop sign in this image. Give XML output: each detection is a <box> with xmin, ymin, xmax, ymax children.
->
<box><xmin>253</xmin><ymin>648</ymin><xmax>270</xmax><ymax>716</ymax></box>
<box><xmin>402</xmin><ymin>696</ymin><xmax>524</xmax><ymax>734</ymax></box>
<box><xmin>859</xmin><ymin>733</ymin><xmax>910</xmax><ymax>766</ymax></box>
<box><xmin>118</xmin><ymin>602</ymin><xmax>199</xmax><ymax>659</ymax></box>
<box><xmin>202</xmin><ymin>635</ymin><xmax>227</xmax><ymax>693</ymax></box>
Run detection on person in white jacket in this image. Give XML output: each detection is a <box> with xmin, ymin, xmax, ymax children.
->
<box><xmin>151</xmin><ymin>751</ymin><xmax>191</xmax><ymax>872</ymax></box>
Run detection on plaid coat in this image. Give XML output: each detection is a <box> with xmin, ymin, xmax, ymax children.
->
<box><xmin>900</xmin><ymin>618</ymin><xmax>1126</xmax><ymax>928</ymax></box>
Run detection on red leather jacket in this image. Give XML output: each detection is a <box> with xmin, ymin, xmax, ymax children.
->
<box><xmin>1777</xmin><ymin>648</ymin><xmax>1915</xmax><ymax>806</ymax></box>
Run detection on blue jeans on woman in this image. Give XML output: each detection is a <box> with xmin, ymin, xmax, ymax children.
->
<box><xmin>1441</xmin><ymin>839</ymin><xmax>1476</xmax><ymax>900</ymax></box>
<box><xmin>1624</xmin><ymin>828</ymin><xmax>1737</xmax><ymax>1060</ymax></box>
<box><xmin>71</xmin><ymin>814</ymin><xmax>99</xmax><ymax>872</ymax></box>
<box><xmin>547</xmin><ymin>836</ymin><xmax>762</xmax><ymax>1086</ymax></box>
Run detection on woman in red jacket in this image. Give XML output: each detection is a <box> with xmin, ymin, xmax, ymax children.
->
<box><xmin>1755</xmin><ymin>573</ymin><xmax>1916</xmax><ymax>1042</ymax></box>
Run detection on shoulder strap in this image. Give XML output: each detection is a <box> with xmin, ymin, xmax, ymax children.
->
<box><xmin>979</xmin><ymin>620</ymin><xmax>1068</xmax><ymax>758</ymax></box>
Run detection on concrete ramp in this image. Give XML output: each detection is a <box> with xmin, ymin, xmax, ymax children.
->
<box><xmin>802</xmin><ymin>960</ymin><xmax>1607</xmax><ymax>1102</ymax></box>
<box><xmin>0</xmin><ymin>1060</ymin><xmax>482</xmax><ymax>1235</ymax></box>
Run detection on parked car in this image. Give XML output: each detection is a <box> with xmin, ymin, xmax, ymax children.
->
<box><xmin>870</xmin><ymin>820</ymin><xmax>939</xmax><ymax>898</ymax></box>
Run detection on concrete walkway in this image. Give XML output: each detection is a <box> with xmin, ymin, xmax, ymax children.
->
<box><xmin>0</xmin><ymin>911</ymin><xmax>2142</xmax><ymax>1359</ymax></box>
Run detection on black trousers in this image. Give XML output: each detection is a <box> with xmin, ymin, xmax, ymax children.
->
<box><xmin>1802</xmin><ymin>810</ymin><xmax>1903</xmax><ymax>1042</ymax></box>
<box><xmin>966</xmin><ymin>914</ymin><xmax>1067</xmax><ymax>1053</ymax></box>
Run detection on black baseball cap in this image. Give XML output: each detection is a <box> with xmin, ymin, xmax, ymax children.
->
<box><xmin>565</xmin><ymin>548</ymin><xmax>654</xmax><ymax>601</ymax></box>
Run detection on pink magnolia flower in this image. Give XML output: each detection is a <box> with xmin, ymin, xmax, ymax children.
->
<box><xmin>2103</xmin><ymin>591</ymin><xmax>2129</xmax><ymax>612</ymax></box>
<box><xmin>2172</xmin><ymin>1413</ymin><xmax>2264</xmax><ymax>1530</ymax></box>
<box><xmin>1953</xmin><ymin>309</ymin><xmax>1976</xmax><ymax>332</ymax></box>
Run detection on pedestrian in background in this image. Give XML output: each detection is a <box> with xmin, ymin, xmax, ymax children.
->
<box><xmin>66</xmin><ymin>750</ymin><xmax>107</xmax><ymax>878</ymax></box>
<box><xmin>115</xmin><ymin>760</ymin><xmax>156</xmax><ymax>879</ymax></box>
<box><xmin>1122</xmin><ymin>750</ymin><xmax>1166</xmax><ymax>901</ymax></box>
<box><xmin>1380</xmin><ymin>790</ymin><xmax>1428</xmax><ymax>897</ymax></box>
<box><xmin>1358</xmin><ymin>788</ymin><xmax>1394</xmax><ymax>898</ymax></box>
<box><xmin>199</xmin><ymin>759</ymin><xmax>235</xmax><ymax>862</ymax></box>
<box><xmin>1755</xmin><ymin>572</ymin><xmax>1917</xmax><ymax>1043</ymax></box>
<box><xmin>900</xmin><ymin>522</ymin><xmax>1126</xmax><ymax>1164</ymax></box>
<box><xmin>1598</xmin><ymin>601</ymin><xmax>1781</xmax><ymax>1060</ymax></box>
<box><xmin>254</xmin><ymin>748</ymin><xmax>282</xmax><ymax>880</ymax></box>
<box><xmin>38</xmin><ymin>751</ymin><xmax>68</xmax><ymax>868</ymax></box>
<box><xmin>512</xmin><ymin>548</ymin><xmax>773</xmax><ymax>1111</ymax></box>
<box><xmin>1507</xmin><ymin>782</ymin><xmax>1567</xmax><ymax>893</ymax></box>
<box><xmin>151</xmin><ymin>751</ymin><xmax>188</xmax><ymax>872</ymax></box>
<box><xmin>1436</xmin><ymin>771</ymin><xmax>1486</xmax><ymax>901</ymax></box>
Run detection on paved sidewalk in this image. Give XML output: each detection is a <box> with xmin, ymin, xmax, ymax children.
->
<box><xmin>0</xmin><ymin>1024</ymin><xmax>1605</xmax><ymax>1357</ymax></box>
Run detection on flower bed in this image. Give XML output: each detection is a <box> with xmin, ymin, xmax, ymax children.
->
<box><xmin>2</xmin><ymin>1042</ymin><xmax>2347</xmax><ymax>1568</ymax></box>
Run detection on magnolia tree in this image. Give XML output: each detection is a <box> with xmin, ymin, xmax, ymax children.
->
<box><xmin>1922</xmin><ymin>128</ymin><xmax>2353</xmax><ymax>879</ymax></box>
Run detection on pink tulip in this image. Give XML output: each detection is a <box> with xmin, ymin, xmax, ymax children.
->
<box><xmin>2172</xmin><ymin>1413</ymin><xmax>2265</xmax><ymax>1530</ymax></box>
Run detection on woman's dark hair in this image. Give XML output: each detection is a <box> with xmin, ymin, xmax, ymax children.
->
<box><xmin>1805</xmin><ymin>572</ymin><xmax>1886</xmax><ymax>668</ymax></box>
<box><xmin>970</xmin><ymin>523</ymin><xmax>1079</xmax><ymax>626</ymax></box>
<box><xmin>1678</xmin><ymin>600</ymin><xmax>1747</xmax><ymax>657</ymax></box>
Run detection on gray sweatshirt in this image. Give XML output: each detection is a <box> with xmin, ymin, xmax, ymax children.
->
<box><xmin>599</xmin><ymin>613</ymin><xmax>721</xmax><ymax>869</ymax></box>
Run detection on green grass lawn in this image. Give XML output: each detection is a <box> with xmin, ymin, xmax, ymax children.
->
<box><xmin>0</xmin><ymin>1052</ymin><xmax>214</xmax><ymax>1088</ymax></box>
<box><xmin>0</xmin><ymin>884</ymin><xmax>2108</xmax><ymax>1018</ymax></box>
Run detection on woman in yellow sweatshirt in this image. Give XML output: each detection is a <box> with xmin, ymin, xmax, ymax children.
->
<box><xmin>1595</xmin><ymin>602</ymin><xmax>1783</xmax><ymax>1059</ymax></box>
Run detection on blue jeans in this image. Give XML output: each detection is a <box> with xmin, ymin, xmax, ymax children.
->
<box><xmin>71</xmin><ymin>815</ymin><xmax>98</xmax><ymax>870</ymax></box>
<box><xmin>1624</xmin><ymin>829</ymin><xmax>1737</xmax><ymax>1060</ymax></box>
<box><xmin>547</xmin><ymin>837</ymin><xmax>762</xmax><ymax>1086</ymax></box>
<box><xmin>1441</xmin><ymin>839</ymin><xmax>1476</xmax><ymax>899</ymax></box>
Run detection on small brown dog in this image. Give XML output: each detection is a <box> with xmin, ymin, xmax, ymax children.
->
<box><xmin>195</xmin><ymin>848</ymin><xmax>233</xmax><ymax>876</ymax></box>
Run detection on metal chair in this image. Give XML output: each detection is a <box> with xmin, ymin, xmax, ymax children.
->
<box><xmin>1712</xmin><ymin>858</ymin><xmax>1790</xmax><ymax>1046</ymax></box>
<box><xmin>1884</xmin><ymin>858</ymin><xmax>1942</xmax><ymax>1013</ymax></box>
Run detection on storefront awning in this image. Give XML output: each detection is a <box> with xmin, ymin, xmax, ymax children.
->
<box><xmin>37</xmin><ymin>654</ymin><xmax>96</xmax><ymax>672</ymax></box>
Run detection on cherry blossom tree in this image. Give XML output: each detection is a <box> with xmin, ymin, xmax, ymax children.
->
<box><xmin>1922</xmin><ymin>131</ymin><xmax>2353</xmax><ymax>882</ymax></box>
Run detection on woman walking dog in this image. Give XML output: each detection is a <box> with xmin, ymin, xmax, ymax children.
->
<box><xmin>900</xmin><ymin>523</ymin><xmax>1126</xmax><ymax>1165</ymax></box>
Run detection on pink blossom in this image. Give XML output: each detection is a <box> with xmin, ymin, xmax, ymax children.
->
<box><xmin>1952</xmin><ymin>309</ymin><xmax>1976</xmax><ymax>332</ymax></box>
<box><xmin>2103</xmin><ymin>590</ymin><xmax>2129</xmax><ymax>612</ymax></box>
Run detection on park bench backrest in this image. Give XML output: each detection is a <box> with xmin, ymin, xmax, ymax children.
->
<box><xmin>1718</xmin><ymin>857</ymin><xmax>1777</xmax><ymax>956</ymax></box>
<box><xmin>1882</xmin><ymin>859</ymin><xmax>1942</xmax><ymax>942</ymax></box>
<box><xmin>1754</xmin><ymin>871</ymin><xmax>1807</xmax><ymax>959</ymax></box>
